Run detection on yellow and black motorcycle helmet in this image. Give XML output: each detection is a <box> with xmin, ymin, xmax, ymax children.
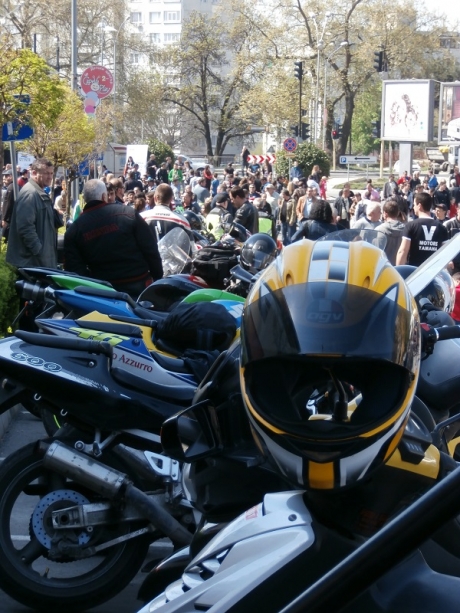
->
<box><xmin>240</xmin><ymin>239</ymin><xmax>421</xmax><ymax>490</ymax></box>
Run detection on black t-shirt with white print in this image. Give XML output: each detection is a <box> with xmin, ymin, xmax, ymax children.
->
<box><xmin>402</xmin><ymin>218</ymin><xmax>448</xmax><ymax>266</ymax></box>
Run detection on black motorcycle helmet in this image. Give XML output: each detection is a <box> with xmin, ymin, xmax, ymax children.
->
<box><xmin>240</xmin><ymin>233</ymin><xmax>277</xmax><ymax>274</ymax></box>
<box><xmin>183</xmin><ymin>210</ymin><xmax>203</xmax><ymax>232</ymax></box>
<box><xmin>226</xmin><ymin>222</ymin><xmax>250</xmax><ymax>244</ymax></box>
<box><xmin>137</xmin><ymin>275</ymin><xmax>206</xmax><ymax>311</ymax></box>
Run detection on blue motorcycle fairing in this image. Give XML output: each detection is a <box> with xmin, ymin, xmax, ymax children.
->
<box><xmin>35</xmin><ymin>318</ymin><xmax>197</xmax><ymax>385</ymax></box>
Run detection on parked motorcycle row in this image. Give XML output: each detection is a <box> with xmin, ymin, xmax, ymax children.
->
<box><xmin>0</xmin><ymin>216</ymin><xmax>460</xmax><ymax>612</ymax></box>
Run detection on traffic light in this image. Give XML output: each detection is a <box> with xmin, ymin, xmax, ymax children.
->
<box><xmin>290</xmin><ymin>125</ymin><xmax>299</xmax><ymax>137</ymax></box>
<box><xmin>332</xmin><ymin>128</ymin><xmax>339</xmax><ymax>140</ymax></box>
<box><xmin>337</xmin><ymin>124</ymin><xmax>343</xmax><ymax>138</ymax></box>
<box><xmin>301</xmin><ymin>123</ymin><xmax>310</xmax><ymax>140</ymax></box>
<box><xmin>294</xmin><ymin>61</ymin><xmax>303</xmax><ymax>81</ymax></box>
<box><xmin>371</xmin><ymin>119</ymin><xmax>381</xmax><ymax>138</ymax></box>
<box><xmin>373</xmin><ymin>50</ymin><xmax>383</xmax><ymax>72</ymax></box>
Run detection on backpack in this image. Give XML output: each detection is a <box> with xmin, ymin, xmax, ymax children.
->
<box><xmin>190</xmin><ymin>244</ymin><xmax>239</xmax><ymax>289</ymax></box>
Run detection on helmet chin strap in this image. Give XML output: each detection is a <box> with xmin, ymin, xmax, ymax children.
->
<box><xmin>325</xmin><ymin>368</ymin><xmax>349</xmax><ymax>422</ymax></box>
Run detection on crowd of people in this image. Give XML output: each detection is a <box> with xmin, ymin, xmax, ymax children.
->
<box><xmin>3</xmin><ymin>154</ymin><xmax>460</xmax><ymax>298</ymax></box>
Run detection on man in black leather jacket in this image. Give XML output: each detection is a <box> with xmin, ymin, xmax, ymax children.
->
<box><xmin>64</xmin><ymin>179</ymin><xmax>163</xmax><ymax>298</ymax></box>
<box><xmin>230</xmin><ymin>187</ymin><xmax>259</xmax><ymax>234</ymax></box>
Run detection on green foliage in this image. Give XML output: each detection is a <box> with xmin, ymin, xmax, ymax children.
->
<box><xmin>0</xmin><ymin>248</ymin><xmax>19</xmax><ymax>337</ymax></box>
<box><xmin>146</xmin><ymin>138</ymin><xmax>174</xmax><ymax>165</ymax></box>
<box><xmin>275</xmin><ymin>143</ymin><xmax>331</xmax><ymax>180</ymax></box>
<box><xmin>351</xmin><ymin>84</ymin><xmax>382</xmax><ymax>155</ymax></box>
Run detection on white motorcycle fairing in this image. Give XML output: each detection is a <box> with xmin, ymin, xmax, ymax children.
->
<box><xmin>137</xmin><ymin>491</ymin><xmax>314</xmax><ymax>613</ymax></box>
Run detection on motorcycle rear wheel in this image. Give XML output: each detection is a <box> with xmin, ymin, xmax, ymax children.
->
<box><xmin>0</xmin><ymin>441</ymin><xmax>151</xmax><ymax>612</ymax></box>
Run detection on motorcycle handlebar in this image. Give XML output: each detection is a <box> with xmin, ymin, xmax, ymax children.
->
<box><xmin>434</xmin><ymin>325</ymin><xmax>460</xmax><ymax>341</ymax></box>
<box><xmin>14</xmin><ymin>330</ymin><xmax>113</xmax><ymax>358</ymax></box>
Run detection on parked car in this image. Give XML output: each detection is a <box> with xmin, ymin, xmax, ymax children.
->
<box><xmin>393</xmin><ymin>160</ymin><xmax>421</xmax><ymax>175</ymax></box>
<box><xmin>176</xmin><ymin>155</ymin><xmax>214</xmax><ymax>175</ymax></box>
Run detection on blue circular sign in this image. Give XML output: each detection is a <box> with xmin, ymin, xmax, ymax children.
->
<box><xmin>283</xmin><ymin>138</ymin><xmax>297</xmax><ymax>152</ymax></box>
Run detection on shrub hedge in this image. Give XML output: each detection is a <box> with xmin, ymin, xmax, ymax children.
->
<box><xmin>0</xmin><ymin>246</ymin><xmax>19</xmax><ymax>337</ymax></box>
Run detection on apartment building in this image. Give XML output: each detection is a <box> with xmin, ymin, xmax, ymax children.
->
<box><xmin>129</xmin><ymin>0</ymin><xmax>215</xmax><ymax>63</ymax></box>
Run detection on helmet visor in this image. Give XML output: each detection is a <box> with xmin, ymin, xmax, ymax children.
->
<box><xmin>242</xmin><ymin>281</ymin><xmax>419</xmax><ymax>374</ymax></box>
<box><xmin>243</xmin><ymin>249</ymin><xmax>276</xmax><ymax>272</ymax></box>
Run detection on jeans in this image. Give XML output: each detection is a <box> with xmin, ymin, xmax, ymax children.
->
<box><xmin>281</xmin><ymin>222</ymin><xmax>290</xmax><ymax>245</ymax></box>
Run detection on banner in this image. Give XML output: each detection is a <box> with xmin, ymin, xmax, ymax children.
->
<box><xmin>125</xmin><ymin>144</ymin><xmax>149</xmax><ymax>176</ymax></box>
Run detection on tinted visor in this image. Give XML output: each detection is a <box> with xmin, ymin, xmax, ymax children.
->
<box><xmin>243</xmin><ymin>249</ymin><xmax>276</xmax><ymax>272</ymax></box>
<box><xmin>242</xmin><ymin>282</ymin><xmax>419</xmax><ymax>373</ymax></box>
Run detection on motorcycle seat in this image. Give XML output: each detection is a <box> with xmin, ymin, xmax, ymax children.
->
<box><xmin>111</xmin><ymin>367</ymin><xmax>196</xmax><ymax>402</ymax></box>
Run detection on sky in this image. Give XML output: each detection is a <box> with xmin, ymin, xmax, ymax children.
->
<box><xmin>439</xmin><ymin>6</ymin><xmax>460</xmax><ymax>29</ymax></box>
<box><xmin>449</xmin><ymin>8</ymin><xmax>460</xmax><ymax>27</ymax></box>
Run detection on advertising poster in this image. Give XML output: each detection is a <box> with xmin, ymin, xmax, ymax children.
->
<box><xmin>126</xmin><ymin>144</ymin><xmax>149</xmax><ymax>176</ymax></box>
<box><xmin>439</xmin><ymin>82</ymin><xmax>460</xmax><ymax>144</ymax></box>
<box><xmin>381</xmin><ymin>80</ymin><xmax>434</xmax><ymax>142</ymax></box>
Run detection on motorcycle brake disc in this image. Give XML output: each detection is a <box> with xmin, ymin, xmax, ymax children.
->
<box><xmin>31</xmin><ymin>489</ymin><xmax>92</xmax><ymax>549</ymax></box>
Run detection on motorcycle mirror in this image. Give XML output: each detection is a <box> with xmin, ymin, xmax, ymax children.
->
<box><xmin>161</xmin><ymin>401</ymin><xmax>222</xmax><ymax>462</ymax></box>
<box><xmin>405</xmin><ymin>233</ymin><xmax>460</xmax><ymax>298</ymax></box>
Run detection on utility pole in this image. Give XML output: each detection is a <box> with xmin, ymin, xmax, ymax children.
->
<box><xmin>70</xmin><ymin>0</ymin><xmax>78</xmax><ymax>207</ymax></box>
<box><xmin>294</xmin><ymin>61</ymin><xmax>303</xmax><ymax>138</ymax></box>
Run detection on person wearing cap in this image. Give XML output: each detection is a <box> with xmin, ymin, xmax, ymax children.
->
<box><xmin>6</xmin><ymin>158</ymin><xmax>59</xmax><ymax>268</ymax></box>
<box><xmin>17</xmin><ymin>169</ymin><xmax>29</xmax><ymax>191</ymax></box>
<box><xmin>206</xmin><ymin>194</ymin><xmax>233</xmax><ymax>238</ymax></box>
<box><xmin>146</xmin><ymin>177</ymin><xmax>156</xmax><ymax>192</ymax></box>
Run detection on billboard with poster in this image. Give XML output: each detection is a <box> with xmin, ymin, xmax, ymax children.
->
<box><xmin>125</xmin><ymin>144</ymin><xmax>148</xmax><ymax>177</ymax></box>
<box><xmin>381</xmin><ymin>80</ymin><xmax>434</xmax><ymax>142</ymax></box>
<box><xmin>438</xmin><ymin>82</ymin><xmax>460</xmax><ymax>144</ymax></box>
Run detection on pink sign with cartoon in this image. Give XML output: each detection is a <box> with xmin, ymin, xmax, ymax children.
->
<box><xmin>80</xmin><ymin>66</ymin><xmax>114</xmax><ymax>116</ymax></box>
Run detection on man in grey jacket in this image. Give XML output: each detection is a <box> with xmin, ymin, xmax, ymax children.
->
<box><xmin>6</xmin><ymin>158</ymin><xmax>58</xmax><ymax>268</ymax></box>
<box><xmin>377</xmin><ymin>199</ymin><xmax>406</xmax><ymax>265</ymax></box>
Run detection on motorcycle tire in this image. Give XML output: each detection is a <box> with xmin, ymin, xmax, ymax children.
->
<box><xmin>0</xmin><ymin>441</ymin><xmax>151</xmax><ymax>612</ymax></box>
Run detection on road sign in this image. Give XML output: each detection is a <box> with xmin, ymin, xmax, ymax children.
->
<box><xmin>2</xmin><ymin>95</ymin><xmax>33</xmax><ymax>142</ymax></box>
<box><xmin>283</xmin><ymin>137</ymin><xmax>297</xmax><ymax>153</ymax></box>
<box><xmin>247</xmin><ymin>154</ymin><xmax>277</xmax><ymax>165</ymax></box>
<box><xmin>339</xmin><ymin>155</ymin><xmax>377</xmax><ymax>164</ymax></box>
<box><xmin>285</xmin><ymin>152</ymin><xmax>296</xmax><ymax>158</ymax></box>
<box><xmin>78</xmin><ymin>159</ymin><xmax>90</xmax><ymax>177</ymax></box>
<box><xmin>2</xmin><ymin>122</ymin><xmax>33</xmax><ymax>142</ymax></box>
<box><xmin>80</xmin><ymin>66</ymin><xmax>114</xmax><ymax>99</ymax></box>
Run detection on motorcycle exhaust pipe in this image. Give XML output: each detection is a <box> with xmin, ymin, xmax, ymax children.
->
<box><xmin>38</xmin><ymin>440</ymin><xmax>192</xmax><ymax>547</ymax></box>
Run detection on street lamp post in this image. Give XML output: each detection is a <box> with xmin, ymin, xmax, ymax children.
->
<box><xmin>322</xmin><ymin>42</ymin><xmax>349</xmax><ymax>150</ymax></box>
<box><xmin>310</xmin><ymin>12</ymin><xmax>331</xmax><ymax>145</ymax></box>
